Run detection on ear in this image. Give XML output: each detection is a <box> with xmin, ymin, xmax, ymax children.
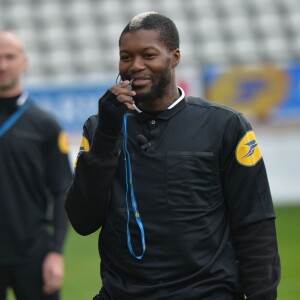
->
<box><xmin>22</xmin><ymin>55</ymin><xmax>29</xmax><ymax>71</ymax></box>
<box><xmin>172</xmin><ymin>49</ymin><xmax>180</xmax><ymax>67</ymax></box>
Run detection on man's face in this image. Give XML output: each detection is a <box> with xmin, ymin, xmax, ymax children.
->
<box><xmin>0</xmin><ymin>34</ymin><xmax>27</xmax><ymax>92</ymax></box>
<box><xmin>119</xmin><ymin>29</ymin><xmax>179</xmax><ymax>104</ymax></box>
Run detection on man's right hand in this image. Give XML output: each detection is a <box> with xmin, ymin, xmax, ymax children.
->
<box><xmin>97</xmin><ymin>80</ymin><xmax>136</xmax><ymax>137</ymax></box>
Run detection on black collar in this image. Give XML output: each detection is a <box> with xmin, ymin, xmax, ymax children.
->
<box><xmin>132</xmin><ymin>97</ymin><xmax>187</xmax><ymax>122</ymax></box>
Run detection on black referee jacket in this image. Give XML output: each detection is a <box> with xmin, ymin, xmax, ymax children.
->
<box><xmin>66</xmin><ymin>94</ymin><xmax>280</xmax><ymax>300</ymax></box>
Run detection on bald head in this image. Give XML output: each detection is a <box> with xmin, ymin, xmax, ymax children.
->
<box><xmin>0</xmin><ymin>31</ymin><xmax>28</xmax><ymax>97</ymax></box>
<box><xmin>0</xmin><ymin>31</ymin><xmax>25</xmax><ymax>53</ymax></box>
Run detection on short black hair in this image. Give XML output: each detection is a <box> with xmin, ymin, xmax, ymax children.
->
<box><xmin>119</xmin><ymin>12</ymin><xmax>180</xmax><ymax>51</ymax></box>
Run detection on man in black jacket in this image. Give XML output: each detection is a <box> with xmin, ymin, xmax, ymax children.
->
<box><xmin>66</xmin><ymin>12</ymin><xmax>280</xmax><ymax>300</ymax></box>
<box><xmin>0</xmin><ymin>31</ymin><xmax>72</xmax><ymax>299</ymax></box>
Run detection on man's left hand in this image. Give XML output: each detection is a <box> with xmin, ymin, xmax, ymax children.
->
<box><xmin>42</xmin><ymin>252</ymin><xmax>65</xmax><ymax>295</ymax></box>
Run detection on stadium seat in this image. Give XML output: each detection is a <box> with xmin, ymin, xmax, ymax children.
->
<box><xmin>1</xmin><ymin>0</ymin><xmax>299</xmax><ymax>84</ymax></box>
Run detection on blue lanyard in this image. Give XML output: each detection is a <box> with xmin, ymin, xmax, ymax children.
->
<box><xmin>0</xmin><ymin>94</ymin><xmax>29</xmax><ymax>138</ymax></box>
<box><xmin>122</xmin><ymin>113</ymin><xmax>146</xmax><ymax>260</ymax></box>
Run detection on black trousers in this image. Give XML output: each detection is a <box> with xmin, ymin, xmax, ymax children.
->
<box><xmin>0</xmin><ymin>258</ymin><xmax>59</xmax><ymax>300</ymax></box>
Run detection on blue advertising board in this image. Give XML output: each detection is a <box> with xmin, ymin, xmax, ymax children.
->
<box><xmin>203</xmin><ymin>62</ymin><xmax>300</xmax><ymax>122</ymax></box>
<box><xmin>28</xmin><ymin>82</ymin><xmax>112</xmax><ymax>132</ymax></box>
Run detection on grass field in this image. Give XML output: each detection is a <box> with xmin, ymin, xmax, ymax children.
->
<box><xmin>8</xmin><ymin>205</ymin><xmax>300</xmax><ymax>299</ymax></box>
<box><xmin>275</xmin><ymin>205</ymin><xmax>300</xmax><ymax>299</ymax></box>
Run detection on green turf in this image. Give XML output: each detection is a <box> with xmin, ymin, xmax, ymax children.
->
<box><xmin>62</xmin><ymin>229</ymin><xmax>100</xmax><ymax>299</ymax></box>
<box><xmin>275</xmin><ymin>205</ymin><xmax>300</xmax><ymax>300</ymax></box>
<box><xmin>7</xmin><ymin>205</ymin><xmax>300</xmax><ymax>299</ymax></box>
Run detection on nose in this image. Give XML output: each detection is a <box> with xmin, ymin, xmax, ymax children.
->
<box><xmin>0</xmin><ymin>58</ymin><xmax>8</xmax><ymax>71</ymax></box>
<box><xmin>130</xmin><ymin>56</ymin><xmax>146</xmax><ymax>72</ymax></box>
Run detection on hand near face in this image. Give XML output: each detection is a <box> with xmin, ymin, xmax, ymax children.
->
<box><xmin>109</xmin><ymin>80</ymin><xmax>136</xmax><ymax>110</ymax></box>
<box><xmin>42</xmin><ymin>252</ymin><xmax>64</xmax><ymax>295</ymax></box>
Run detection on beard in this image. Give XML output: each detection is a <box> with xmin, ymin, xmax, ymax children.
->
<box><xmin>133</xmin><ymin>62</ymin><xmax>172</xmax><ymax>105</ymax></box>
<box><xmin>0</xmin><ymin>77</ymin><xmax>19</xmax><ymax>91</ymax></box>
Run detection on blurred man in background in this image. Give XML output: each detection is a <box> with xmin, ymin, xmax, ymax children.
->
<box><xmin>0</xmin><ymin>31</ymin><xmax>72</xmax><ymax>300</ymax></box>
<box><xmin>66</xmin><ymin>12</ymin><xmax>280</xmax><ymax>300</ymax></box>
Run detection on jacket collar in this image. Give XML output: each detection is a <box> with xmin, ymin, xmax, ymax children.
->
<box><xmin>132</xmin><ymin>87</ymin><xmax>187</xmax><ymax>122</ymax></box>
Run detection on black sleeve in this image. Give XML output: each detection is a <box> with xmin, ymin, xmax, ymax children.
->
<box><xmin>219</xmin><ymin>112</ymin><xmax>280</xmax><ymax>298</ymax></box>
<box><xmin>65</xmin><ymin>91</ymin><xmax>126</xmax><ymax>235</ymax></box>
<box><xmin>65</xmin><ymin>126</ymin><xmax>121</xmax><ymax>235</ymax></box>
<box><xmin>52</xmin><ymin>192</ymin><xmax>69</xmax><ymax>253</ymax></box>
<box><xmin>44</xmin><ymin>126</ymin><xmax>73</xmax><ymax>253</ymax></box>
<box><xmin>220</xmin><ymin>113</ymin><xmax>275</xmax><ymax>228</ymax></box>
<box><xmin>232</xmin><ymin>219</ymin><xmax>281</xmax><ymax>299</ymax></box>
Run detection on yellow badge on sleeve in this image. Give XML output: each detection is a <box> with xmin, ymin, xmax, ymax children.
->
<box><xmin>235</xmin><ymin>131</ymin><xmax>262</xmax><ymax>167</ymax></box>
<box><xmin>78</xmin><ymin>136</ymin><xmax>90</xmax><ymax>153</ymax></box>
<box><xmin>58</xmin><ymin>131</ymin><xmax>70</xmax><ymax>154</ymax></box>
<box><xmin>74</xmin><ymin>136</ymin><xmax>90</xmax><ymax>167</ymax></box>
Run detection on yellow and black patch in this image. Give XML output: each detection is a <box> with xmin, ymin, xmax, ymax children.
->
<box><xmin>58</xmin><ymin>131</ymin><xmax>70</xmax><ymax>154</ymax></box>
<box><xmin>74</xmin><ymin>136</ymin><xmax>90</xmax><ymax>167</ymax></box>
<box><xmin>78</xmin><ymin>136</ymin><xmax>90</xmax><ymax>153</ymax></box>
<box><xmin>235</xmin><ymin>131</ymin><xmax>262</xmax><ymax>167</ymax></box>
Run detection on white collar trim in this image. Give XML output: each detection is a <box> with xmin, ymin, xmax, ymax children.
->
<box><xmin>16</xmin><ymin>92</ymin><xmax>29</xmax><ymax>106</ymax></box>
<box><xmin>133</xmin><ymin>87</ymin><xmax>185</xmax><ymax>113</ymax></box>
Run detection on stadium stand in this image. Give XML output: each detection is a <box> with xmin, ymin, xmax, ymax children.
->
<box><xmin>1</xmin><ymin>0</ymin><xmax>299</xmax><ymax>204</ymax></box>
<box><xmin>0</xmin><ymin>0</ymin><xmax>299</xmax><ymax>84</ymax></box>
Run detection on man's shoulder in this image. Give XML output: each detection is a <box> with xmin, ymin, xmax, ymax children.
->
<box><xmin>82</xmin><ymin>114</ymin><xmax>98</xmax><ymax>141</ymax></box>
<box><xmin>186</xmin><ymin>96</ymin><xmax>241</xmax><ymax>116</ymax></box>
<box><xmin>26</xmin><ymin>100</ymin><xmax>62</xmax><ymax>129</ymax></box>
<box><xmin>27</xmin><ymin>100</ymin><xmax>56</xmax><ymax>120</ymax></box>
<box><xmin>84</xmin><ymin>114</ymin><xmax>98</xmax><ymax>130</ymax></box>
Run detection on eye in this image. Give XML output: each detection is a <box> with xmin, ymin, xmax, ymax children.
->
<box><xmin>120</xmin><ymin>54</ymin><xmax>131</xmax><ymax>62</ymax></box>
<box><xmin>144</xmin><ymin>53</ymin><xmax>156</xmax><ymax>59</ymax></box>
<box><xmin>6</xmin><ymin>54</ymin><xmax>16</xmax><ymax>61</ymax></box>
